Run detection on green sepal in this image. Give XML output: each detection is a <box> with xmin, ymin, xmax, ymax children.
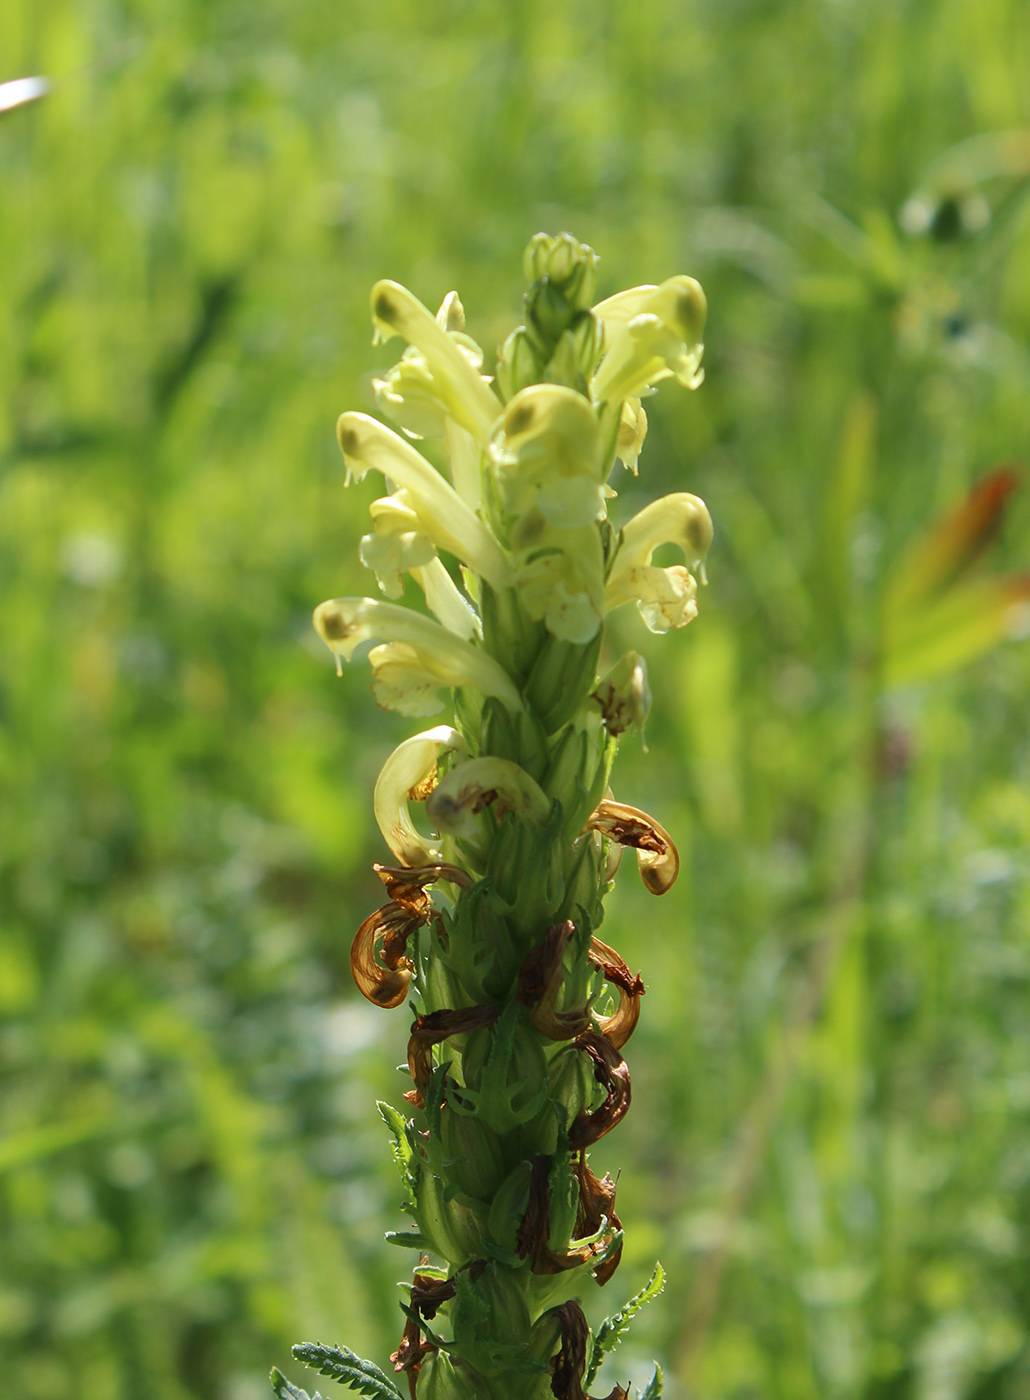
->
<box><xmin>486</xmin><ymin>1158</ymin><xmax>534</xmax><ymax>1255</ymax></box>
<box><xmin>416</xmin><ymin>1167</ymin><xmax>483</xmax><ymax>1265</ymax></box>
<box><xmin>456</xmin><ymin>1003</ymin><xmax>549</xmax><ymax>1133</ymax></box>
<box><xmin>485</xmin><ymin>804</ymin><xmax>566</xmax><ymax>938</ymax></box>
<box><xmin>377</xmin><ymin>1101</ymin><xmax>419</xmax><ymax>1207</ymax></box>
<box><xmin>399</xmin><ymin>1302</ymin><xmax>454</xmax><ymax>1353</ymax></box>
<box><xmin>523</xmin><ymin>631</ymin><xmax>602</xmax><ymax>734</ymax></box>
<box><xmin>480</xmin><ymin>584</ymin><xmax>547</xmax><ymax>684</ymax></box>
<box><xmin>435</xmin><ymin>890</ymin><xmax>503</xmax><ymax>1004</ymax></box>
<box><xmin>440</xmin><ymin>1095</ymin><xmax>508</xmax><ymax>1201</ymax></box>
<box><xmin>546</xmin><ymin>1148</ymin><xmax>579</xmax><ymax>1252</ymax></box>
<box><xmin>480</xmin><ymin>697</ymin><xmax>550</xmax><ymax>781</ymax></box>
<box><xmin>584</xmin><ymin>1262</ymin><xmax>666</xmax><ymax>1390</ymax></box>
<box><xmin>291</xmin><ymin>1343</ymin><xmax>404</xmax><ymax>1400</ymax></box>
<box><xmin>270</xmin><ymin>1368</ymin><xmax>320</xmax><ymax>1400</ymax></box>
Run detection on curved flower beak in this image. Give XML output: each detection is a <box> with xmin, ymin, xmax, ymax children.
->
<box><xmin>313</xmin><ymin>597</ymin><xmax>524</xmax><ymax>713</ymax></box>
<box><xmin>338</xmin><ymin>413</ymin><xmax>509</xmax><ymax>591</ymax></box>
<box><xmin>606</xmin><ymin>492</ymin><xmax>713</xmax><ymax>632</ymax></box>
<box><xmin>492</xmin><ymin>385</ymin><xmax>606</xmax><ymax>528</ymax></box>
<box><xmin>425</xmin><ymin>756</ymin><xmax>552</xmax><ymax>840</ymax></box>
<box><xmin>591</xmin><ymin>275</ymin><xmax>707</xmax><ymax>407</ymax></box>
<box><xmin>585</xmin><ymin>799</ymin><xmax>679</xmax><ymax>895</ymax></box>
<box><xmin>370</xmin><ymin>280</ymin><xmax>500</xmax><ymax>443</ymax></box>
<box><xmin>615</xmin><ymin>491</ymin><xmax>713</xmax><ymax>576</ymax></box>
<box><xmin>373</xmin><ymin>726</ymin><xmax>468</xmax><ymax>865</ymax></box>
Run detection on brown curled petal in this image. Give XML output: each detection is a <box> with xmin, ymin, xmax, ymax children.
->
<box><xmin>588</xmin><ymin>938</ymin><xmax>645</xmax><ymax>1051</ymax></box>
<box><xmin>518</xmin><ymin>1154</ymin><xmax>613</xmax><ymax>1276</ymax></box>
<box><xmin>516</xmin><ymin>1154</ymin><xmax>551</xmax><ymax>1261</ymax></box>
<box><xmin>569</xmin><ymin>1030</ymin><xmax>632</xmax><ymax>1150</ymax></box>
<box><xmin>392</xmin><ymin>1314</ymin><xmax>423</xmax><ymax>1373</ymax></box>
<box><xmin>585</xmin><ymin>799</ymin><xmax>679</xmax><ymax>895</ymax></box>
<box><xmin>551</xmin><ymin>1300</ymin><xmax>590</xmax><ymax>1400</ymax></box>
<box><xmin>411</xmin><ymin>1272</ymin><xmax>457</xmax><ymax>1319</ymax></box>
<box><xmin>407</xmin><ymin>1005</ymin><xmax>500</xmax><ymax>1105</ymax></box>
<box><xmin>374</xmin><ymin>861</ymin><xmax>473</xmax><ymax>913</ymax></box>
<box><xmin>517</xmin><ymin>922</ymin><xmax>591</xmax><ymax>1041</ymax></box>
<box><xmin>573</xmin><ymin>1155</ymin><xmax>623</xmax><ymax>1285</ymax></box>
<box><xmin>351</xmin><ymin>902</ymin><xmax>418</xmax><ymax>1008</ymax></box>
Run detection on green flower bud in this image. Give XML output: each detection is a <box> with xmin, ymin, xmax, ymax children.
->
<box><xmin>486</xmin><ymin>1160</ymin><xmax>534</xmax><ymax>1254</ymax></box>
<box><xmin>593</xmin><ymin>651</ymin><xmax>651</xmax><ymax>743</ymax></box>
<box><xmin>416</xmin><ymin>1167</ymin><xmax>483</xmax><ymax>1265</ymax></box>
<box><xmin>440</xmin><ymin>1108</ymin><xmax>507</xmax><ymax>1202</ymax></box>
<box><xmin>547</xmin><ymin>1043</ymin><xmax>601</xmax><ymax>1125</ymax></box>
<box><xmin>495</xmin><ymin>327</ymin><xmax>544</xmax><ymax>403</ymax></box>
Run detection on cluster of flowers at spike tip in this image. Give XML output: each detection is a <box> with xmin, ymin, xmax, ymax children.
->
<box><xmin>311</xmin><ymin>253</ymin><xmax>713</xmax><ymax>716</ymax></box>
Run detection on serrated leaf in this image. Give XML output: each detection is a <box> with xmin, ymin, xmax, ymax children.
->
<box><xmin>270</xmin><ymin>1367</ymin><xmax>321</xmax><ymax>1400</ymax></box>
<box><xmin>377</xmin><ymin>1101</ymin><xmax>417</xmax><ymax>1204</ymax></box>
<box><xmin>585</xmin><ymin>1262</ymin><xmax>666</xmax><ymax>1390</ymax></box>
<box><xmin>637</xmin><ymin>1363</ymin><xmax>663</xmax><ymax>1400</ymax></box>
<box><xmin>292</xmin><ymin>1343</ymin><xmax>404</xmax><ymax>1400</ymax></box>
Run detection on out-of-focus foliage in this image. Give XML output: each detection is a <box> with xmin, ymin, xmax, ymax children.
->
<box><xmin>2</xmin><ymin>2</ymin><xmax>1030</xmax><ymax>1399</ymax></box>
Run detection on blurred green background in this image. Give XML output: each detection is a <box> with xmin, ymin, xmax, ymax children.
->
<box><xmin>3</xmin><ymin>2</ymin><xmax>1030</xmax><ymax>1398</ymax></box>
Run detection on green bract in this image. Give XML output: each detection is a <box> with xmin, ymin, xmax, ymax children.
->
<box><xmin>280</xmin><ymin>234</ymin><xmax>713</xmax><ymax>1400</ymax></box>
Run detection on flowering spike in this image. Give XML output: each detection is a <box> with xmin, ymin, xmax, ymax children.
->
<box><xmin>285</xmin><ymin>239</ymin><xmax>715</xmax><ymax>1400</ymax></box>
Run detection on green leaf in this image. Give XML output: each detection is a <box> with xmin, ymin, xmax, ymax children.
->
<box><xmin>882</xmin><ymin>574</ymin><xmax>1030</xmax><ymax>686</ymax></box>
<box><xmin>585</xmin><ymin>1262</ymin><xmax>666</xmax><ymax>1390</ymax></box>
<box><xmin>270</xmin><ymin>1367</ymin><xmax>321</xmax><ymax>1400</ymax></box>
<box><xmin>637</xmin><ymin>1364</ymin><xmax>664</xmax><ymax>1400</ymax></box>
<box><xmin>292</xmin><ymin>1343</ymin><xmax>404</xmax><ymax>1400</ymax></box>
<box><xmin>385</xmin><ymin>1230</ymin><xmax>430</xmax><ymax>1249</ymax></box>
<box><xmin>377</xmin><ymin>1101</ymin><xmax>417</xmax><ymax>1203</ymax></box>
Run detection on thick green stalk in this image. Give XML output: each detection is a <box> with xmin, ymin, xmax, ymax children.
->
<box><xmin>276</xmin><ymin>235</ymin><xmax>712</xmax><ymax>1400</ymax></box>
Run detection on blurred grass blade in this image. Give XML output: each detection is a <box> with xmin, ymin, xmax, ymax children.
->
<box><xmin>0</xmin><ymin>1114</ymin><xmax>112</xmax><ymax>1173</ymax></box>
<box><xmin>883</xmin><ymin>573</ymin><xmax>1030</xmax><ymax>686</ymax></box>
<box><xmin>0</xmin><ymin>76</ymin><xmax>50</xmax><ymax>115</ymax></box>
<box><xmin>822</xmin><ymin>391</ymin><xmax>876</xmax><ymax>624</ymax></box>
<box><xmin>884</xmin><ymin>467</ymin><xmax>1021</xmax><ymax>620</ymax></box>
<box><xmin>919</xmin><ymin>129</ymin><xmax>1030</xmax><ymax>194</ymax></box>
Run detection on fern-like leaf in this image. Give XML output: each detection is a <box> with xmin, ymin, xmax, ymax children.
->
<box><xmin>292</xmin><ymin>1342</ymin><xmax>404</xmax><ymax>1400</ymax></box>
<box><xmin>584</xmin><ymin>1262</ymin><xmax>666</xmax><ymax>1389</ymax></box>
<box><xmin>270</xmin><ymin>1366</ymin><xmax>321</xmax><ymax>1400</ymax></box>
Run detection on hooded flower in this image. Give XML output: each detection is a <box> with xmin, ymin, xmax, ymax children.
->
<box><xmin>337</xmin><ymin>412</ymin><xmax>510</xmax><ymax>591</ymax></box>
<box><xmin>606</xmin><ymin>491</ymin><xmax>714</xmax><ymax>633</ymax></box>
<box><xmin>490</xmin><ymin>384</ymin><xmax>607</xmax><ymax>529</ymax></box>
<box><xmin>592</xmin><ymin>275</ymin><xmax>707</xmax><ymax>411</ymax></box>
<box><xmin>372</xmin><ymin>726</ymin><xmax>468</xmax><ymax>866</ymax></box>
<box><xmin>370</xmin><ymin>280</ymin><xmax>501</xmax><ymax>443</ymax></box>
<box><xmin>313</xmin><ymin>597</ymin><xmax>524</xmax><ymax>713</ymax></box>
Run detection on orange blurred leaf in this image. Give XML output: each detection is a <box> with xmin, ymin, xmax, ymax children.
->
<box><xmin>884</xmin><ymin>467</ymin><xmax>1020</xmax><ymax>622</ymax></box>
<box><xmin>883</xmin><ymin>573</ymin><xmax>1030</xmax><ymax>686</ymax></box>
